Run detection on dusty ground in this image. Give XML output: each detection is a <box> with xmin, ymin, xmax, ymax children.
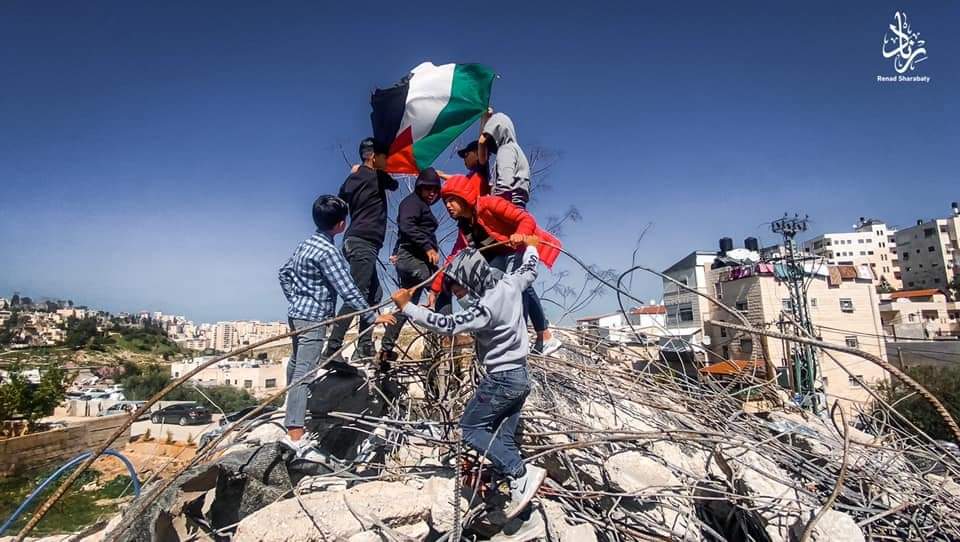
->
<box><xmin>92</xmin><ymin>440</ymin><xmax>197</xmax><ymax>483</ymax></box>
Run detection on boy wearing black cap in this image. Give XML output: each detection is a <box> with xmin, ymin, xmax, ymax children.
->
<box><xmin>378</xmin><ymin>167</ymin><xmax>447</xmax><ymax>364</ymax></box>
<box><xmin>324</xmin><ymin>138</ymin><xmax>399</xmax><ymax>364</ymax></box>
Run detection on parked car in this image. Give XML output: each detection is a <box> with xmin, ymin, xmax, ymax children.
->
<box><xmin>98</xmin><ymin>401</ymin><xmax>148</xmax><ymax>420</ymax></box>
<box><xmin>197</xmin><ymin>405</ymin><xmax>278</xmax><ymax>449</ymax></box>
<box><xmin>150</xmin><ymin>403</ymin><xmax>212</xmax><ymax>426</ymax></box>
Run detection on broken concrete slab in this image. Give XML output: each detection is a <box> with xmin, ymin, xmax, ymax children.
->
<box><xmin>604</xmin><ymin>451</ymin><xmax>681</xmax><ymax>493</ymax></box>
<box><xmin>233</xmin><ymin>480</ymin><xmax>432</xmax><ymax>541</ymax></box>
<box><xmin>790</xmin><ymin>509</ymin><xmax>865</xmax><ymax>542</ymax></box>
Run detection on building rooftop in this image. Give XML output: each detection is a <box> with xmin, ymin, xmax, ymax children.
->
<box><xmin>889</xmin><ymin>289</ymin><xmax>947</xmax><ymax>300</ymax></box>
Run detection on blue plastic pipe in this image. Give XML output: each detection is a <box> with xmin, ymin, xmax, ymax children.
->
<box><xmin>0</xmin><ymin>448</ymin><xmax>141</xmax><ymax>535</ymax></box>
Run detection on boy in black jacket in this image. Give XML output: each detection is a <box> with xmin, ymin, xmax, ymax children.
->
<box><xmin>324</xmin><ymin>137</ymin><xmax>399</xmax><ymax>363</ymax></box>
<box><xmin>378</xmin><ymin>167</ymin><xmax>445</xmax><ymax>364</ymax></box>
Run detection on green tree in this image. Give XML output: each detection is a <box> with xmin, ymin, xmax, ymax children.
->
<box><xmin>0</xmin><ymin>310</ymin><xmax>19</xmax><ymax>345</ymax></box>
<box><xmin>877</xmin><ymin>365</ymin><xmax>960</xmax><ymax>441</ymax></box>
<box><xmin>0</xmin><ymin>364</ymin><xmax>68</xmax><ymax>429</ymax></box>
<box><xmin>119</xmin><ymin>362</ymin><xmax>257</xmax><ymax>412</ymax></box>
<box><xmin>65</xmin><ymin>317</ymin><xmax>102</xmax><ymax>348</ymax></box>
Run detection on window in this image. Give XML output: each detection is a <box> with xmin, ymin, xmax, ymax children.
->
<box><xmin>868</xmin><ymin>251</ymin><xmax>874</xmax><ymax>255</ymax></box>
<box><xmin>935</xmin><ymin>278</ymin><xmax>941</xmax><ymax>284</ymax></box>
<box><xmin>858</xmin><ymin>239</ymin><xmax>864</xmax><ymax>244</ymax></box>
<box><xmin>720</xmin><ymin>327</ymin><xmax>727</xmax><ymax>338</ymax></box>
<box><xmin>782</xmin><ymin>298</ymin><xmax>793</xmax><ymax>311</ymax></box>
<box><xmin>924</xmin><ymin>227</ymin><xmax>935</xmax><ymax>238</ymax></box>
<box><xmin>173</xmin><ymin>371</ymin><xmax>179</xmax><ymax>378</ymax></box>
<box><xmin>739</xmin><ymin>338</ymin><xmax>753</xmax><ymax>352</ymax></box>
<box><xmin>902</xmin><ymin>252</ymin><xmax>909</xmax><ymax>261</ymax></box>
<box><xmin>845</xmin><ymin>336</ymin><xmax>859</xmax><ymax>348</ymax></box>
<box><xmin>722</xmin><ymin>345</ymin><xmax>730</xmax><ymax>359</ymax></box>
<box><xmin>243</xmin><ymin>379</ymin><xmax>253</xmax><ymax>389</ymax></box>
<box><xmin>848</xmin><ymin>375</ymin><xmax>864</xmax><ymax>387</ymax></box>
<box><xmin>668</xmin><ymin>303</ymin><xmax>694</xmax><ymax>323</ymax></box>
<box><xmin>810</xmin><ymin>298</ymin><xmax>818</xmax><ymax>308</ymax></box>
<box><xmin>908</xmin><ymin>281</ymin><xmax>915</xmax><ymax>287</ymax></box>
<box><xmin>714</xmin><ymin>282</ymin><xmax>723</xmax><ymax>299</ymax></box>
<box><xmin>735</xmin><ymin>301</ymin><xmax>749</xmax><ymax>311</ymax></box>
<box><xmin>265</xmin><ymin>378</ymin><xmax>277</xmax><ymax>388</ymax></box>
<box><xmin>929</xmin><ymin>246</ymin><xmax>936</xmax><ymax>252</ymax></box>
<box><xmin>840</xmin><ymin>298</ymin><xmax>854</xmax><ymax>312</ymax></box>
<box><xmin>908</xmin><ymin>314</ymin><xmax>916</xmax><ymax>322</ymax></box>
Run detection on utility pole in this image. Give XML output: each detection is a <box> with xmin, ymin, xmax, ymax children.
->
<box><xmin>771</xmin><ymin>213</ymin><xmax>822</xmax><ymax>412</ymax></box>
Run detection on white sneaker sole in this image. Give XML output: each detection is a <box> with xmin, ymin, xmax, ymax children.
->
<box><xmin>505</xmin><ymin>467</ymin><xmax>547</xmax><ymax>519</ymax></box>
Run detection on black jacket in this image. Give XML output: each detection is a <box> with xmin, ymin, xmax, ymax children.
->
<box><xmin>395</xmin><ymin>192</ymin><xmax>439</xmax><ymax>260</ymax></box>
<box><xmin>338</xmin><ymin>166</ymin><xmax>399</xmax><ymax>248</ymax></box>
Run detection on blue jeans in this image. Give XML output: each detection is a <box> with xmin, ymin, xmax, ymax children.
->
<box><xmin>460</xmin><ymin>366</ymin><xmax>530</xmax><ymax>477</ymax></box>
<box><xmin>487</xmin><ymin>251</ymin><xmax>548</xmax><ymax>333</ymax></box>
<box><xmin>285</xmin><ymin>318</ymin><xmax>327</xmax><ymax>429</ymax></box>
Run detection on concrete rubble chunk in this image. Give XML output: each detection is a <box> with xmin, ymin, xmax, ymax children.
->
<box><xmin>604</xmin><ymin>450</ymin><xmax>681</xmax><ymax>493</ymax></box>
<box><xmin>539</xmin><ymin>501</ymin><xmax>597</xmax><ymax>542</ymax></box>
<box><xmin>233</xmin><ymin>480</ymin><xmax>432</xmax><ymax>541</ymax></box>
<box><xmin>790</xmin><ymin>509</ymin><xmax>866</xmax><ymax>542</ymax></box>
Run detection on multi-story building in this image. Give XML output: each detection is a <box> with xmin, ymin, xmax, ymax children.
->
<box><xmin>895</xmin><ymin>204</ymin><xmax>960</xmax><ymax>293</ymax></box>
<box><xmin>212</xmin><ymin>322</ymin><xmax>237</xmax><ymax>352</ymax></box>
<box><xmin>879</xmin><ymin>289</ymin><xmax>960</xmax><ymax>339</ymax></box>
<box><xmin>576</xmin><ymin>306</ymin><xmax>667</xmax><ymax>345</ymax></box>
<box><xmin>171</xmin><ymin>357</ymin><xmax>286</xmax><ymax>398</ymax></box>
<box><xmin>660</xmin><ymin>251</ymin><xmax>721</xmax><ymax>358</ymax></box>
<box><xmin>662</xmin><ymin>244</ymin><xmax>889</xmax><ymax>408</ymax></box>
<box><xmin>705</xmin><ymin>262</ymin><xmax>887</xmax><ymax>407</ymax></box>
<box><xmin>803</xmin><ymin>218</ymin><xmax>901</xmax><ymax>290</ymax></box>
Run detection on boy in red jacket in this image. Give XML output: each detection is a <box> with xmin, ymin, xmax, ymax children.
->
<box><xmin>433</xmin><ymin>175</ymin><xmax>562</xmax><ymax>355</ymax></box>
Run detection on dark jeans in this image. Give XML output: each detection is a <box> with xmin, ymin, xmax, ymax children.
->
<box><xmin>285</xmin><ymin>318</ymin><xmax>326</xmax><ymax>429</ymax></box>
<box><xmin>381</xmin><ymin>249</ymin><xmax>431</xmax><ymax>352</ymax></box>
<box><xmin>325</xmin><ymin>237</ymin><xmax>382</xmax><ymax>357</ymax></box>
<box><xmin>460</xmin><ymin>366</ymin><xmax>530</xmax><ymax>477</ymax></box>
<box><xmin>487</xmin><ymin>251</ymin><xmax>548</xmax><ymax>333</ymax></box>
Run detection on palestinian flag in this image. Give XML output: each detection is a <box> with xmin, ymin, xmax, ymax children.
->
<box><xmin>371</xmin><ymin>62</ymin><xmax>495</xmax><ymax>174</ymax></box>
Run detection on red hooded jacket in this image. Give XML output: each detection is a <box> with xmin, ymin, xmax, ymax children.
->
<box><xmin>432</xmin><ymin>175</ymin><xmax>561</xmax><ymax>292</ymax></box>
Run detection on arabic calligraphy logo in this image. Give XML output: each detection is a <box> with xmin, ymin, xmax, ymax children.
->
<box><xmin>882</xmin><ymin>11</ymin><xmax>928</xmax><ymax>74</ymax></box>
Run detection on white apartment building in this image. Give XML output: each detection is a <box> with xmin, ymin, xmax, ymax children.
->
<box><xmin>895</xmin><ymin>204</ymin><xmax>960</xmax><ymax>292</ymax></box>
<box><xmin>171</xmin><ymin>357</ymin><xmax>286</xmax><ymax>398</ymax></box>
<box><xmin>661</xmin><ymin>251</ymin><xmax>720</xmax><ymax>357</ymax></box>
<box><xmin>576</xmin><ymin>306</ymin><xmax>667</xmax><ymax>345</ymax></box>
<box><xmin>212</xmin><ymin>322</ymin><xmax>237</xmax><ymax>352</ymax></box>
<box><xmin>803</xmin><ymin>218</ymin><xmax>901</xmax><ymax>290</ymax></box>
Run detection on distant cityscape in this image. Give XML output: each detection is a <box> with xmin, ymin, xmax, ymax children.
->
<box><xmin>0</xmin><ymin>294</ymin><xmax>286</xmax><ymax>353</ymax></box>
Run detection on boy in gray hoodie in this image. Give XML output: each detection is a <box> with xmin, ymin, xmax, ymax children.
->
<box><xmin>480</xmin><ymin>112</ymin><xmax>531</xmax><ymax>207</ymax></box>
<box><xmin>387</xmin><ymin>237</ymin><xmax>547</xmax><ymax>519</ymax></box>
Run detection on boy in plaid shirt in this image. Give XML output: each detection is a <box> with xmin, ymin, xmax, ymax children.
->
<box><xmin>278</xmin><ymin>195</ymin><xmax>390</xmax><ymax>459</ymax></box>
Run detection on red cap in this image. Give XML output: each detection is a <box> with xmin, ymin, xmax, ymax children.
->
<box><xmin>440</xmin><ymin>174</ymin><xmax>479</xmax><ymax>207</ymax></box>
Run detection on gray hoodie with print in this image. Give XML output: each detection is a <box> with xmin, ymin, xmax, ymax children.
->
<box><xmin>483</xmin><ymin>113</ymin><xmax>531</xmax><ymax>205</ymax></box>
<box><xmin>401</xmin><ymin>246</ymin><xmax>538</xmax><ymax>373</ymax></box>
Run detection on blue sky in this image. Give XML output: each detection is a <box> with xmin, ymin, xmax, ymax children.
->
<box><xmin>1</xmin><ymin>1</ymin><xmax>957</xmax><ymax>323</ymax></box>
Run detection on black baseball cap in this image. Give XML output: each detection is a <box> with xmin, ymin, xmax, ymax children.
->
<box><xmin>456</xmin><ymin>140</ymin><xmax>479</xmax><ymax>158</ymax></box>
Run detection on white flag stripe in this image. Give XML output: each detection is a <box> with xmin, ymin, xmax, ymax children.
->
<box><xmin>396</xmin><ymin>62</ymin><xmax>455</xmax><ymax>142</ymax></box>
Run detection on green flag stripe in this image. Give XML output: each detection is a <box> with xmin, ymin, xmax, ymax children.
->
<box><xmin>412</xmin><ymin>64</ymin><xmax>495</xmax><ymax>170</ymax></box>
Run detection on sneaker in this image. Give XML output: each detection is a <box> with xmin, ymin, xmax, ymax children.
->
<box><xmin>531</xmin><ymin>337</ymin><xmax>544</xmax><ymax>355</ymax></box>
<box><xmin>540</xmin><ymin>337</ymin><xmax>562</xmax><ymax>357</ymax></box>
<box><xmin>279</xmin><ymin>435</ymin><xmax>312</xmax><ymax>455</ymax></box>
<box><xmin>504</xmin><ymin>465</ymin><xmax>546</xmax><ymax>519</ymax></box>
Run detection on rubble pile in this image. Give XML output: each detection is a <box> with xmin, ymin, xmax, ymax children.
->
<box><xmin>16</xmin><ymin>328</ymin><xmax>960</xmax><ymax>542</ymax></box>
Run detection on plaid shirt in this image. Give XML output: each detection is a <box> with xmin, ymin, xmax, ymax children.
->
<box><xmin>279</xmin><ymin>231</ymin><xmax>373</xmax><ymax>324</ymax></box>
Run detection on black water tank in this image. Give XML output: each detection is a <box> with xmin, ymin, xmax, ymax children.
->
<box><xmin>719</xmin><ymin>237</ymin><xmax>733</xmax><ymax>255</ymax></box>
<box><xmin>744</xmin><ymin>237</ymin><xmax>759</xmax><ymax>252</ymax></box>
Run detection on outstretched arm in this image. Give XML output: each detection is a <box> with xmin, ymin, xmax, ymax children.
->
<box><xmin>511</xmin><ymin>242</ymin><xmax>540</xmax><ymax>290</ymax></box>
<box><xmin>402</xmin><ymin>303</ymin><xmax>491</xmax><ymax>336</ymax></box>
